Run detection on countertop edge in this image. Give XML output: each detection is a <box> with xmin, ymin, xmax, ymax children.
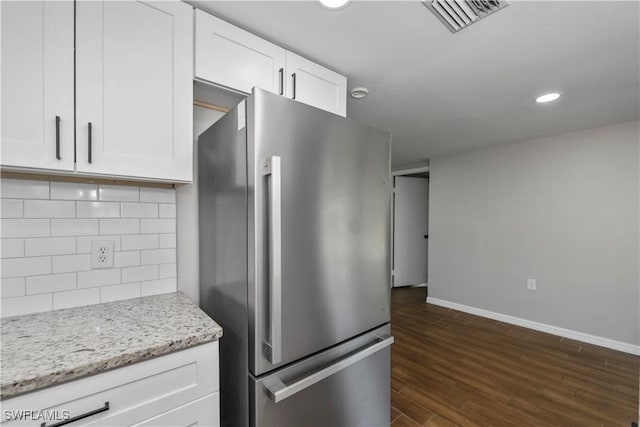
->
<box><xmin>0</xmin><ymin>292</ymin><xmax>223</xmax><ymax>400</ymax></box>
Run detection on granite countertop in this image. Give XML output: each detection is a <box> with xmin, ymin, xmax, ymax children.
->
<box><xmin>0</xmin><ymin>292</ymin><xmax>223</xmax><ymax>399</ymax></box>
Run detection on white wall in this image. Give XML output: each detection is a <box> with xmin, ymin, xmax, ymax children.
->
<box><xmin>428</xmin><ymin>120</ymin><xmax>639</xmax><ymax>346</ymax></box>
<box><xmin>0</xmin><ymin>179</ymin><xmax>177</xmax><ymax>317</ymax></box>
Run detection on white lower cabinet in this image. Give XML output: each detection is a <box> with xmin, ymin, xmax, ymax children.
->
<box><xmin>1</xmin><ymin>342</ymin><xmax>219</xmax><ymax>426</ymax></box>
<box><xmin>135</xmin><ymin>393</ymin><xmax>219</xmax><ymax>426</ymax></box>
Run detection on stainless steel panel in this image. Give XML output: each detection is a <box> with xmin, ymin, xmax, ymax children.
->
<box><xmin>251</xmin><ymin>325</ymin><xmax>392</xmax><ymax>427</ymax></box>
<box><xmin>198</xmin><ymin>101</ymin><xmax>249</xmax><ymax>427</ymax></box>
<box><xmin>265</xmin><ymin>335</ymin><xmax>394</xmax><ymax>403</ymax></box>
<box><xmin>249</xmin><ymin>88</ymin><xmax>392</xmax><ymax>375</ymax></box>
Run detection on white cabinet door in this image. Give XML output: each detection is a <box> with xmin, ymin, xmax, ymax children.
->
<box><xmin>134</xmin><ymin>393</ymin><xmax>219</xmax><ymax>427</ymax></box>
<box><xmin>76</xmin><ymin>1</ymin><xmax>193</xmax><ymax>182</ymax></box>
<box><xmin>2</xmin><ymin>342</ymin><xmax>219</xmax><ymax>427</ymax></box>
<box><xmin>285</xmin><ymin>51</ymin><xmax>347</xmax><ymax>117</ymax></box>
<box><xmin>1</xmin><ymin>1</ymin><xmax>74</xmax><ymax>171</ymax></box>
<box><xmin>195</xmin><ymin>10</ymin><xmax>285</xmax><ymax>95</ymax></box>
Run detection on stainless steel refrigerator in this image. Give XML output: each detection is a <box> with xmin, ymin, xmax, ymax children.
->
<box><xmin>198</xmin><ymin>88</ymin><xmax>393</xmax><ymax>427</ymax></box>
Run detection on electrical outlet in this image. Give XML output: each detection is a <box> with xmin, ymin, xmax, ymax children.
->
<box><xmin>527</xmin><ymin>279</ymin><xmax>537</xmax><ymax>291</ymax></box>
<box><xmin>91</xmin><ymin>240</ymin><xmax>114</xmax><ymax>269</ymax></box>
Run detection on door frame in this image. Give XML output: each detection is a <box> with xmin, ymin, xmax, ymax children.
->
<box><xmin>391</xmin><ymin>165</ymin><xmax>429</xmax><ymax>288</ymax></box>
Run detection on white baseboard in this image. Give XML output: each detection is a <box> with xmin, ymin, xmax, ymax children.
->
<box><xmin>426</xmin><ymin>297</ymin><xmax>640</xmax><ymax>356</ymax></box>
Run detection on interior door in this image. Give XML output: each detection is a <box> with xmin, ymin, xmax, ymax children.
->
<box><xmin>249</xmin><ymin>89</ymin><xmax>391</xmax><ymax>376</ymax></box>
<box><xmin>393</xmin><ymin>176</ymin><xmax>429</xmax><ymax>287</ymax></box>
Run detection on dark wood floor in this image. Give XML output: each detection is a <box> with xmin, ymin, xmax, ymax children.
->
<box><xmin>390</xmin><ymin>287</ymin><xmax>640</xmax><ymax>427</ymax></box>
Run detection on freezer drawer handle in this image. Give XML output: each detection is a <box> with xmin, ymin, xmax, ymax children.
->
<box><xmin>265</xmin><ymin>335</ymin><xmax>394</xmax><ymax>403</ymax></box>
<box><xmin>263</xmin><ymin>156</ymin><xmax>282</xmax><ymax>365</ymax></box>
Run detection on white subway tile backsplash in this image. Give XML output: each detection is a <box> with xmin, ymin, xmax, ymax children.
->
<box><xmin>1</xmin><ymin>239</ymin><xmax>24</xmax><ymax>259</ymax></box>
<box><xmin>77</xmin><ymin>269</ymin><xmax>121</xmax><ymax>289</ymax></box>
<box><xmin>1</xmin><ymin>179</ymin><xmax>177</xmax><ymax>314</ymax></box>
<box><xmin>121</xmin><ymin>234</ymin><xmax>158</xmax><ymax>251</ymax></box>
<box><xmin>26</xmin><ymin>273</ymin><xmax>77</xmax><ymax>295</ymax></box>
<box><xmin>141</xmin><ymin>248</ymin><xmax>175</xmax><ymax>265</ymax></box>
<box><xmin>1</xmin><ymin>219</ymin><xmax>50</xmax><ymax>238</ymax></box>
<box><xmin>77</xmin><ymin>201</ymin><xmax>120</xmax><ymax>218</ymax></box>
<box><xmin>141</xmin><ymin>219</ymin><xmax>175</xmax><ymax>234</ymax></box>
<box><xmin>100</xmin><ymin>282</ymin><xmax>141</xmax><ymax>303</ymax></box>
<box><xmin>159</xmin><ymin>204</ymin><xmax>176</xmax><ymax>218</ymax></box>
<box><xmin>50</xmin><ymin>182</ymin><xmax>97</xmax><ymax>201</ymax></box>
<box><xmin>113</xmin><ymin>251</ymin><xmax>140</xmax><ymax>268</ymax></box>
<box><xmin>121</xmin><ymin>203</ymin><xmax>158</xmax><ymax>218</ymax></box>
<box><xmin>1</xmin><ymin>179</ymin><xmax>49</xmax><ymax>200</ymax></box>
<box><xmin>24</xmin><ymin>200</ymin><xmax>75</xmax><ymax>218</ymax></box>
<box><xmin>141</xmin><ymin>278</ymin><xmax>176</xmax><ymax>296</ymax></box>
<box><xmin>140</xmin><ymin>187</ymin><xmax>175</xmax><ymax>203</ymax></box>
<box><xmin>1</xmin><ymin>278</ymin><xmax>26</xmax><ymax>298</ymax></box>
<box><xmin>76</xmin><ymin>235</ymin><xmax>121</xmax><ymax>253</ymax></box>
<box><xmin>100</xmin><ymin>219</ymin><xmax>140</xmax><ymax>235</ymax></box>
<box><xmin>1</xmin><ymin>199</ymin><xmax>23</xmax><ymax>218</ymax></box>
<box><xmin>122</xmin><ymin>265</ymin><xmax>158</xmax><ymax>283</ymax></box>
<box><xmin>53</xmin><ymin>288</ymin><xmax>100</xmax><ymax>310</ymax></box>
<box><xmin>52</xmin><ymin>254</ymin><xmax>91</xmax><ymax>273</ymax></box>
<box><xmin>158</xmin><ymin>234</ymin><xmax>176</xmax><ymax>249</ymax></box>
<box><xmin>52</xmin><ymin>219</ymin><xmax>99</xmax><ymax>237</ymax></box>
<box><xmin>159</xmin><ymin>263</ymin><xmax>176</xmax><ymax>279</ymax></box>
<box><xmin>2</xmin><ymin>294</ymin><xmax>52</xmax><ymax>317</ymax></box>
<box><xmin>98</xmin><ymin>185</ymin><xmax>139</xmax><ymax>202</ymax></box>
<box><xmin>1</xmin><ymin>257</ymin><xmax>51</xmax><ymax>278</ymax></box>
<box><xmin>25</xmin><ymin>237</ymin><xmax>76</xmax><ymax>257</ymax></box>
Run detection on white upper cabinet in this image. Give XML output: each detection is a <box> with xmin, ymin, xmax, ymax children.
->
<box><xmin>194</xmin><ymin>9</ymin><xmax>347</xmax><ymax>117</ymax></box>
<box><xmin>76</xmin><ymin>1</ymin><xmax>194</xmax><ymax>182</ymax></box>
<box><xmin>285</xmin><ymin>51</ymin><xmax>347</xmax><ymax>117</ymax></box>
<box><xmin>195</xmin><ymin>10</ymin><xmax>285</xmax><ymax>96</ymax></box>
<box><xmin>1</xmin><ymin>1</ymin><xmax>75</xmax><ymax>171</ymax></box>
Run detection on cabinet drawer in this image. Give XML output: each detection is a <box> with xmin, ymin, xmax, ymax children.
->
<box><xmin>2</xmin><ymin>342</ymin><xmax>218</xmax><ymax>426</ymax></box>
<box><xmin>134</xmin><ymin>392</ymin><xmax>219</xmax><ymax>427</ymax></box>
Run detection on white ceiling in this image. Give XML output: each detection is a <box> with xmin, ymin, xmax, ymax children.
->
<box><xmin>190</xmin><ymin>1</ymin><xmax>640</xmax><ymax>167</ymax></box>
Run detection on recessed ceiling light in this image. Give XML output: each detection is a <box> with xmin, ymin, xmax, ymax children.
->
<box><xmin>350</xmin><ymin>87</ymin><xmax>369</xmax><ymax>99</ymax></box>
<box><xmin>318</xmin><ymin>0</ymin><xmax>351</xmax><ymax>10</ymax></box>
<box><xmin>536</xmin><ymin>93</ymin><xmax>561</xmax><ymax>103</ymax></box>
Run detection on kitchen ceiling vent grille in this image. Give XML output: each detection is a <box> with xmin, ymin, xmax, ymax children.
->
<box><xmin>423</xmin><ymin>0</ymin><xmax>509</xmax><ymax>33</ymax></box>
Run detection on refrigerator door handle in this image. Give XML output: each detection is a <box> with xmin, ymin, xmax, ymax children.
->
<box><xmin>263</xmin><ymin>156</ymin><xmax>283</xmax><ymax>365</ymax></box>
<box><xmin>265</xmin><ymin>335</ymin><xmax>394</xmax><ymax>403</ymax></box>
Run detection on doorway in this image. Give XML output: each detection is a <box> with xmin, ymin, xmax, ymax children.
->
<box><xmin>392</xmin><ymin>168</ymin><xmax>429</xmax><ymax>288</ymax></box>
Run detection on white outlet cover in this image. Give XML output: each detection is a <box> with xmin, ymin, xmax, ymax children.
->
<box><xmin>91</xmin><ymin>240</ymin><xmax>114</xmax><ymax>269</ymax></box>
<box><xmin>527</xmin><ymin>279</ymin><xmax>537</xmax><ymax>291</ymax></box>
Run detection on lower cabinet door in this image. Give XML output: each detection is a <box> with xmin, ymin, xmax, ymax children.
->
<box><xmin>251</xmin><ymin>326</ymin><xmax>393</xmax><ymax>427</ymax></box>
<box><xmin>134</xmin><ymin>393</ymin><xmax>219</xmax><ymax>427</ymax></box>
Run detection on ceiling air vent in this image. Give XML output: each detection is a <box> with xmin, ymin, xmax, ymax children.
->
<box><xmin>423</xmin><ymin>0</ymin><xmax>509</xmax><ymax>33</ymax></box>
